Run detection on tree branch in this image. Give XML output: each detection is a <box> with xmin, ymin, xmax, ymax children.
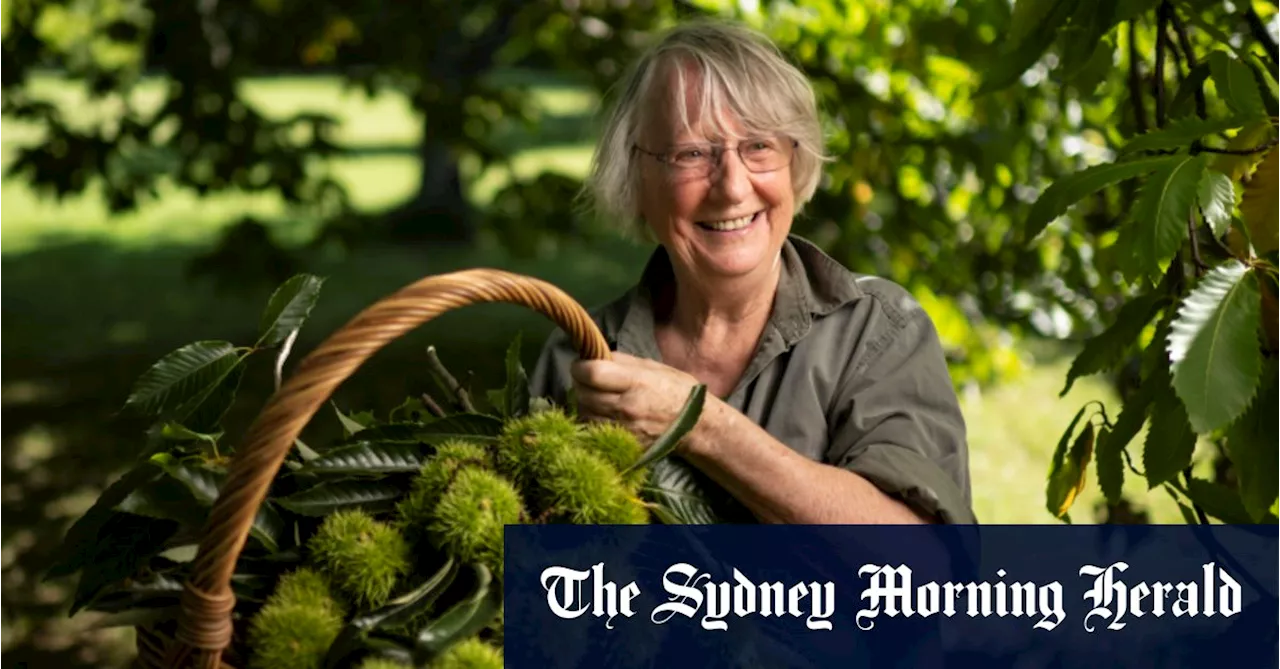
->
<box><xmin>1245</xmin><ymin>4</ymin><xmax>1279</xmax><ymax>70</ymax></box>
<box><xmin>1128</xmin><ymin>21</ymin><xmax>1150</xmax><ymax>134</ymax></box>
<box><xmin>1198</xmin><ymin>139</ymin><xmax>1279</xmax><ymax>155</ymax></box>
<box><xmin>1155</xmin><ymin>2</ymin><xmax>1171</xmax><ymax>128</ymax></box>
<box><xmin>425</xmin><ymin>346</ymin><xmax>477</xmax><ymax>413</ymax></box>
<box><xmin>1187</xmin><ymin>209</ymin><xmax>1208</xmax><ymax>275</ymax></box>
<box><xmin>1169</xmin><ymin>6</ymin><xmax>1207</xmax><ymax>119</ymax></box>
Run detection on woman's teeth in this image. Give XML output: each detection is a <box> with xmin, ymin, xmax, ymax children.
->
<box><xmin>700</xmin><ymin>212</ymin><xmax>757</xmax><ymax>231</ymax></box>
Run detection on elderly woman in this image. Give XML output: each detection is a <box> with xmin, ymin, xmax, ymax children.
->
<box><xmin>529</xmin><ymin>20</ymin><xmax>975</xmax><ymax>525</ymax></box>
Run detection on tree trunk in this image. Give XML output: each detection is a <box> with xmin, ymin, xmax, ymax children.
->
<box><xmin>385</xmin><ymin>113</ymin><xmax>475</xmax><ymax>243</ymax></box>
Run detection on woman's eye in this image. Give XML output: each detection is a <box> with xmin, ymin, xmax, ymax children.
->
<box><xmin>674</xmin><ymin>149</ymin><xmax>704</xmax><ymax>161</ymax></box>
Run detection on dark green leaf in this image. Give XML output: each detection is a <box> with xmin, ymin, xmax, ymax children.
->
<box><xmin>347</xmin><ymin>415</ymin><xmax>504</xmax><ymax>445</ymax></box>
<box><xmin>177</xmin><ymin>362</ymin><xmax>245</xmax><ymax>434</ymax></box>
<box><xmin>503</xmin><ymin>333</ymin><xmax>530</xmax><ymax>419</ymax></box>
<box><xmin>70</xmin><ymin>514</ymin><xmax>178</xmax><ymax>614</ymax></box>
<box><xmin>146</xmin><ymin>454</ymin><xmax>284</xmax><ymax>552</ymax></box>
<box><xmin>1185</xmin><ymin>478</ymin><xmax>1253</xmax><ymax>524</ymax></box>
<box><xmin>1168</xmin><ymin>262</ymin><xmax>1263</xmax><ymax>434</ymax></box>
<box><xmin>333</xmin><ymin>403</ymin><xmax>371</xmax><ymax>438</ymax></box>
<box><xmin>1197</xmin><ymin>169</ymin><xmax>1237</xmax><ymax>239</ymax></box>
<box><xmin>1061</xmin><ymin>291</ymin><xmax>1168</xmax><ymax>396</ymax></box>
<box><xmin>87</xmin><ymin>570</ymin><xmax>184</xmax><ymax>614</ymax></box>
<box><xmin>277</xmin><ymin>480</ymin><xmax>407</xmax><ymax>516</ymax></box>
<box><xmin>1143</xmin><ymin>385</ymin><xmax>1197</xmax><ymax>488</ymax></box>
<box><xmin>116</xmin><ymin>472</ymin><xmax>207</xmax><ymax>528</ymax></box>
<box><xmin>1224</xmin><ymin>359</ymin><xmax>1279</xmax><ymax>521</ymax></box>
<box><xmin>414</xmin><ymin>564</ymin><xmax>503</xmax><ymax>663</ymax></box>
<box><xmin>624</xmin><ymin>385</ymin><xmax>707</xmax><ymax>474</ymax></box>
<box><xmin>46</xmin><ymin>465</ymin><xmax>163</xmax><ymax>580</ymax></box>
<box><xmin>1094</xmin><ymin>427</ymin><xmax>1124</xmax><ymax>505</ymax></box>
<box><xmin>1245</xmin><ymin>54</ymin><xmax>1280</xmax><ymax>113</ymax></box>
<box><xmin>1208</xmin><ymin>51</ymin><xmax>1267</xmax><ymax>119</ymax></box>
<box><xmin>258</xmin><ymin>274</ymin><xmax>325</xmax><ymax>348</ymax></box>
<box><xmin>324</xmin><ymin>558</ymin><xmax>460</xmax><ymax>669</ymax></box>
<box><xmin>1119</xmin><ymin>116</ymin><xmax>1246</xmax><ymax>155</ymax></box>
<box><xmin>1169</xmin><ymin>62</ymin><xmax>1211</xmax><ymax>117</ymax></box>
<box><xmin>1125</xmin><ymin>153</ymin><xmax>1209</xmax><ymax>279</ymax></box>
<box><xmin>1024</xmin><ymin>156</ymin><xmax>1175</xmax><ymax>243</ymax></box>
<box><xmin>301</xmin><ymin>442</ymin><xmax>434</xmax><ymax>475</ymax></box>
<box><xmin>125</xmin><ymin>341</ymin><xmax>240</xmax><ymax>416</ymax></box>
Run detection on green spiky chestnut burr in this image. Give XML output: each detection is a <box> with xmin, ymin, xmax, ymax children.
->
<box><xmin>246</xmin><ymin>566</ymin><xmax>347</xmax><ymax>669</ymax></box>
<box><xmin>357</xmin><ymin>658</ymin><xmax>411</xmax><ymax>669</ymax></box>
<box><xmin>427</xmin><ymin>467</ymin><xmax>524</xmax><ymax>575</ymax></box>
<box><xmin>428</xmin><ymin>638</ymin><xmax>504</xmax><ymax>669</ymax></box>
<box><xmin>309</xmin><ymin>509</ymin><xmax>412</xmax><ymax>609</ymax></box>
<box><xmin>398</xmin><ymin>439</ymin><xmax>492</xmax><ymax>530</ymax></box>
<box><xmin>579</xmin><ymin>421</ymin><xmax>647</xmax><ymax>489</ymax></box>
<box><xmin>544</xmin><ymin>446</ymin><xmax>650</xmax><ymax>525</ymax></box>
<box><xmin>494</xmin><ymin>408</ymin><xmax>580</xmax><ymax>490</ymax></box>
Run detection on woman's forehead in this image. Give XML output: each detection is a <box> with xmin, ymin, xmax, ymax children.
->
<box><xmin>641</xmin><ymin>61</ymin><xmax>755</xmax><ymax>144</ymax></box>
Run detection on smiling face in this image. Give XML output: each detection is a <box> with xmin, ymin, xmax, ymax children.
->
<box><xmin>636</xmin><ymin>62</ymin><xmax>796</xmax><ymax>286</ymax></box>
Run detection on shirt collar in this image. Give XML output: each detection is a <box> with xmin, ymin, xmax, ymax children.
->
<box><xmin>613</xmin><ymin>234</ymin><xmax>863</xmax><ymax>358</ymax></box>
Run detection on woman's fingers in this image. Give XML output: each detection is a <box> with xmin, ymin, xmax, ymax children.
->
<box><xmin>569</xmin><ymin>359</ymin><xmax>633</xmax><ymax>393</ymax></box>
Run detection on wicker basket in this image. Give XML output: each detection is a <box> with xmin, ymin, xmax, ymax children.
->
<box><xmin>134</xmin><ymin>268</ymin><xmax>610</xmax><ymax>669</ymax></box>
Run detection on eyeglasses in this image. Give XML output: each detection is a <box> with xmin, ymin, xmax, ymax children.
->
<box><xmin>632</xmin><ymin>136</ymin><xmax>797</xmax><ymax>181</ymax></box>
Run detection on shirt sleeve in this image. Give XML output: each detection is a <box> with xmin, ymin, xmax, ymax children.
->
<box><xmin>528</xmin><ymin>327</ymin><xmax>577</xmax><ymax>409</ymax></box>
<box><xmin>824</xmin><ymin>294</ymin><xmax>976</xmax><ymax>525</ymax></box>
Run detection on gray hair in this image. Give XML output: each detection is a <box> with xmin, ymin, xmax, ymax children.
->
<box><xmin>580</xmin><ymin>20</ymin><xmax>830</xmax><ymax>236</ymax></box>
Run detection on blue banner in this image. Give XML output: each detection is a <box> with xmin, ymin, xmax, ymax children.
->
<box><xmin>504</xmin><ymin>525</ymin><xmax>1277</xmax><ymax>668</ymax></box>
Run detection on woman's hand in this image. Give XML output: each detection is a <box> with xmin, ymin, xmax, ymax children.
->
<box><xmin>569</xmin><ymin>352</ymin><xmax>703</xmax><ymax>448</ymax></box>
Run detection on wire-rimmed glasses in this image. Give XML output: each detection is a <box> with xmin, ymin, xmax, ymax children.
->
<box><xmin>633</xmin><ymin>135</ymin><xmax>797</xmax><ymax>182</ymax></box>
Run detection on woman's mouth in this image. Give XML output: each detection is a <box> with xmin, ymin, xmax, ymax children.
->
<box><xmin>696</xmin><ymin>210</ymin><xmax>762</xmax><ymax>232</ymax></box>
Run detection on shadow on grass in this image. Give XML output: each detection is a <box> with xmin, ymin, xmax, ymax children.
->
<box><xmin>1</xmin><ymin>235</ymin><xmax>651</xmax><ymax>667</ymax></box>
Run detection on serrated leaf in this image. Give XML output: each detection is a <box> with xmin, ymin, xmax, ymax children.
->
<box><xmin>503</xmin><ymin>333</ymin><xmax>530</xmax><ymax>419</ymax></box>
<box><xmin>1024</xmin><ymin>156</ymin><xmax>1175</xmax><ymax>242</ymax></box>
<box><xmin>1143</xmin><ymin>386</ymin><xmax>1196</xmax><ymax>488</ymax></box>
<box><xmin>1169</xmin><ymin>62</ymin><xmax>1211</xmax><ymax>117</ymax></box>
<box><xmin>624</xmin><ymin>385</ymin><xmax>707</xmax><ymax>474</ymax></box>
<box><xmin>642</xmin><ymin>458</ymin><xmax>730</xmax><ymax>525</ymax></box>
<box><xmin>277</xmin><ymin>480</ymin><xmax>407</xmax><ymax>516</ymax></box>
<box><xmin>1094</xmin><ymin>427</ymin><xmax>1124</xmax><ymax>505</ymax></box>
<box><xmin>1208</xmin><ymin>51</ymin><xmax>1267</xmax><ymax>119</ymax></box>
<box><xmin>258</xmin><ymin>274</ymin><xmax>325</xmax><ymax>348</ymax></box>
<box><xmin>1168</xmin><ymin>262</ymin><xmax>1262</xmax><ymax>434</ymax></box>
<box><xmin>333</xmin><ymin>403</ymin><xmax>371</xmax><ymax>438</ymax></box>
<box><xmin>1126</xmin><ymin>153</ymin><xmax>1209</xmax><ymax>279</ymax></box>
<box><xmin>1061</xmin><ymin>291</ymin><xmax>1167</xmax><ymax>396</ymax></box>
<box><xmin>1241</xmin><ymin>146</ymin><xmax>1278</xmax><ymax>254</ymax></box>
<box><xmin>178</xmin><ymin>362</ymin><xmax>245</xmax><ymax>434</ymax></box>
<box><xmin>146</xmin><ymin>454</ymin><xmax>284</xmax><ymax>552</ymax></box>
<box><xmin>1224</xmin><ymin>360</ymin><xmax>1279</xmax><ymax>521</ymax></box>
<box><xmin>1197</xmin><ymin>169</ymin><xmax>1237</xmax><ymax>239</ymax></box>
<box><xmin>116</xmin><ymin>473</ymin><xmax>207</xmax><ymax>528</ymax></box>
<box><xmin>45</xmin><ymin>465</ymin><xmax>163</xmax><ymax>580</ymax></box>
<box><xmin>1212</xmin><ymin>120</ymin><xmax>1274</xmax><ymax>181</ymax></box>
<box><xmin>1120</xmin><ymin>116</ymin><xmax>1245</xmax><ymax>155</ymax></box>
<box><xmin>345</xmin><ymin>415</ymin><xmax>504</xmax><ymax>445</ymax></box>
<box><xmin>1185</xmin><ymin>477</ymin><xmax>1254</xmax><ymax>524</ymax></box>
<box><xmin>1046</xmin><ymin>405</ymin><xmax>1090</xmax><ymax>518</ymax></box>
<box><xmin>69</xmin><ymin>514</ymin><xmax>178</xmax><ymax>614</ymax></box>
<box><xmin>125</xmin><ymin>341</ymin><xmax>240</xmax><ymax>416</ymax></box>
<box><xmin>87</xmin><ymin>570</ymin><xmax>185</xmax><ymax>614</ymax></box>
<box><xmin>1245</xmin><ymin>53</ymin><xmax>1280</xmax><ymax>111</ymax></box>
<box><xmin>301</xmin><ymin>442</ymin><xmax>434</xmax><ymax>475</ymax></box>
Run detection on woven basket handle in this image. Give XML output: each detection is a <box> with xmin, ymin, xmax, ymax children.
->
<box><xmin>162</xmin><ymin>269</ymin><xmax>610</xmax><ymax>668</ymax></box>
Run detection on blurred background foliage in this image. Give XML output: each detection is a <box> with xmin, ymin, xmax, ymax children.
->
<box><xmin>1</xmin><ymin>0</ymin><xmax>1275</xmax><ymax>665</ymax></box>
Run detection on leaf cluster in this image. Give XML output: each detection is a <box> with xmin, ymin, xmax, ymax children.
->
<box><xmin>45</xmin><ymin>272</ymin><xmax>717</xmax><ymax>666</ymax></box>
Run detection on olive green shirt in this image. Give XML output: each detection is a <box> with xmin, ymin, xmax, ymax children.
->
<box><xmin>528</xmin><ymin>235</ymin><xmax>976</xmax><ymax>524</ymax></box>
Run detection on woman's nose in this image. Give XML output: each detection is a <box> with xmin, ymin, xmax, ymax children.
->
<box><xmin>711</xmin><ymin>149</ymin><xmax>752</xmax><ymax>202</ymax></box>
